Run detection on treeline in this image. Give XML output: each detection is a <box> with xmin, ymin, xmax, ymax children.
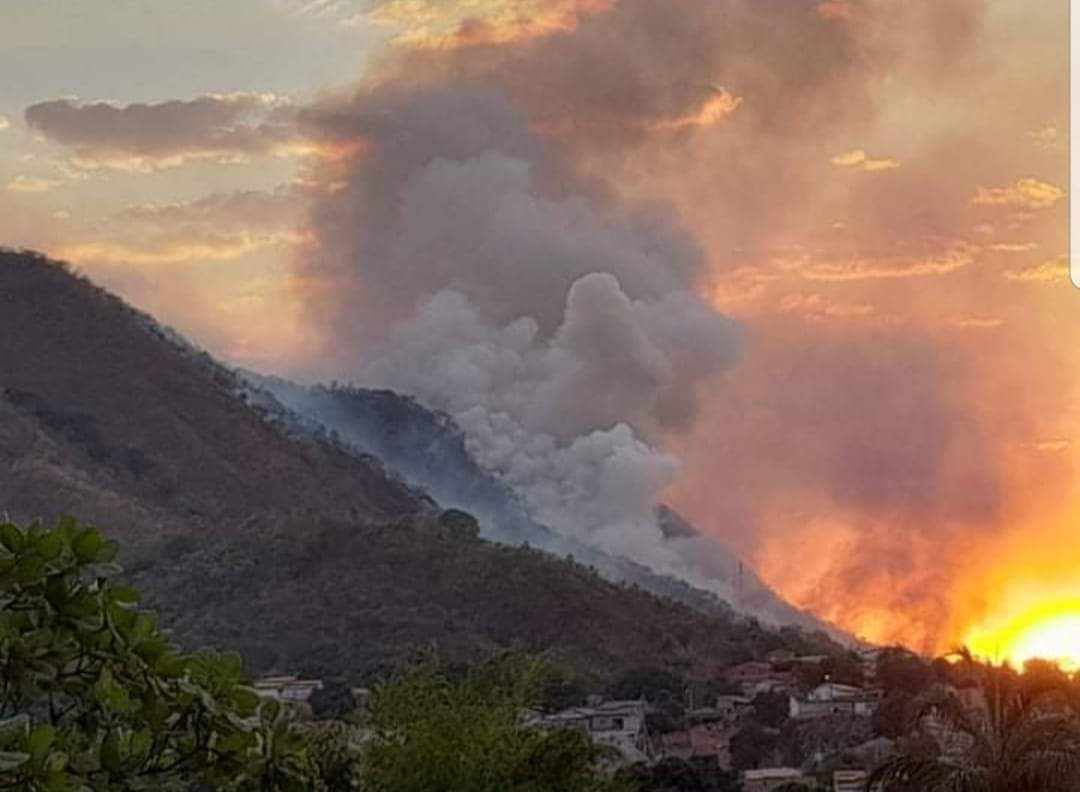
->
<box><xmin>0</xmin><ymin>517</ymin><xmax>632</xmax><ymax>791</ymax></box>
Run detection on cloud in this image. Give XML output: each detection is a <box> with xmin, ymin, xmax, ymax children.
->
<box><xmin>831</xmin><ymin>149</ymin><xmax>901</xmax><ymax>172</ymax></box>
<box><xmin>53</xmin><ymin>232</ymin><xmax>308</xmax><ymax>266</ymax></box>
<box><xmin>648</xmin><ymin>89</ymin><xmax>743</xmax><ymax>131</ymax></box>
<box><xmin>797</xmin><ymin>244</ymin><xmax>977</xmax><ymax>281</ymax></box>
<box><xmin>115</xmin><ymin>189</ymin><xmax>301</xmax><ymax>231</ymax></box>
<box><xmin>779</xmin><ymin>291</ymin><xmax>876</xmax><ymax>320</ymax></box>
<box><xmin>5</xmin><ymin>175</ymin><xmax>63</xmax><ymax>193</ymax></box>
<box><xmin>53</xmin><ymin>188</ymin><xmax>308</xmax><ymax>266</ymax></box>
<box><xmin>985</xmin><ymin>241</ymin><xmax>1038</xmax><ymax>252</ymax></box>
<box><xmin>973</xmin><ymin>177</ymin><xmax>1065</xmax><ymax>209</ymax></box>
<box><xmin>24</xmin><ymin>93</ymin><xmax>306</xmax><ymax>171</ymax></box>
<box><xmin>705</xmin><ymin>266</ymin><xmax>780</xmax><ymax>306</ymax></box>
<box><xmin>1002</xmin><ymin>256</ymin><xmax>1069</xmax><ymax>283</ymax></box>
<box><xmin>0</xmin><ymin>114</ymin><xmax>10</xmax><ymax>131</ymax></box>
<box><xmin>951</xmin><ymin>316</ymin><xmax>1003</xmax><ymax>329</ymax></box>
<box><xmin>369</xmin><ymin>0</ymin><xmax>612</xmax><ymax>49</ymax></box>
<box><xmin>1028</xmin><ymin>126</ymin><xmax>1060</xmax><ymax>148</ymax></box>
<box><xmin>815</xmin><ymin>1</ymin><xmax>855</xmax><ymax>21</ymax></box>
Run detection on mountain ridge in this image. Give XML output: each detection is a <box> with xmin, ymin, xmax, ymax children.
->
<box><xmin>0</xmin><ymin>248</ymin><xmax>845</xmax><ymax>679</ymax></box>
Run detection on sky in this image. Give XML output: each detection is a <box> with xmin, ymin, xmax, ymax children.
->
<box><xmin>0</xmin><ymin>0</ymin><xmax>1073</xmax><ymax>656</ymax></box>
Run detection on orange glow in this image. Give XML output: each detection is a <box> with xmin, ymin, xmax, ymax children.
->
<box><xmin>964</xmin><ymin>599</ymin><xmax>1080</xmax><ymax>670</ymax></box>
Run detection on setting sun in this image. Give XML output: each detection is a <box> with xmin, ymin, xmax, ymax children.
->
<box><xmin>965</xmin><ymin>599</ymin><xmax>1080</xmax><ymax>670</ymax></box>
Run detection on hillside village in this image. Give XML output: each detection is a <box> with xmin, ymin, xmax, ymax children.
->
<box><xmin>256</xmin><ymin>644</ymin><xmax>1001</xmax><ymax>792</ymax></box>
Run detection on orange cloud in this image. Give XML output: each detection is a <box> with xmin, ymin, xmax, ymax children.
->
<box><xmin>973</xmin><ymin>177</ymin><xmax>1065</xmax><ymax>210</ymax></box>
<box><xmin>831</xmin><ymin>149</ymin><xmax>900</xmax><ymax>172</ymax></box>
<box><xmin>779</xmin><ymin>292</ymin><xmax>875</xmax><ymax>321</ymax></box>
<box><xmin>54</xmin><ymin>231</ymin><xmax>309</xmax><ymax>266</ymax></box>
<box><xmin>797</xmin><ymin>244</ymin><xmax>976</xmax><ymax>282</ymax></box>
<box><xmin>1028</xmin><ymin>126</ymin><xmax>1060</xmax><ymax>148</ymax></box>
<box><xmin>704</xmin><ymin>266</ymin><xmax>779</xmax><ymax>307</ymax></box>
<box><xmin>1002</xmin><ymin>256</ymin><xmax>1069</xmax><ymax>283</ymax></box>
<box><xmin>5</xmin><ymin>175</ymin><xmax>63</xmax><ymax>193</ymax></box>
<box><xmin>369</xmin><ymin>0</ymin><xmax>613</xmax><ymax>49</ymax></box>
<box><xmin>650</xmin><ymin>89</ymin><xmax>743</xmax><ymax>131</ymax></box>
<box><xmin>985</xmin><ymin>241</ymin><xmax>1039</xmax><ymax>252</ymax></box>
<box><xmin>815</xmin><ymin>1</ymin><xmax>855</xmax><ymax>21</ymax></box>
<box><xmin>952</xmin><ymin>316</ymin><xmax>1004</xmax><ymax>330</ymax></box>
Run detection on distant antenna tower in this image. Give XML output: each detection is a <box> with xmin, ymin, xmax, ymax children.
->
<box><xmin>737</xmin><ymin>561</ymin><xmax>744</xmax><ymax>602</ymax></box>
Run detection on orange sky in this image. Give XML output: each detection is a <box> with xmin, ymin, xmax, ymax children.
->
<box><xmin>0</xmin><ymin>0</ymin><xmax>1073</xmax><ymax>656</ymax></box>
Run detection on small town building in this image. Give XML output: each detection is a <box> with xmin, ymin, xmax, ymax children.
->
<box><xmin>658</xmin><ymin>722</ymin><xmax>730</xmax><ymax>763</ymax></box>
<box><xmin>714</xmin><ymin>693</ymin><xmax>754</xmax><ymax>722</ymax></box>
<box><xmin>833</xmin><ymin>768</ymin><xmax>870</xmax><ymax>791</ymax></box>
<box><xmin>742</xmin><ymin>767</ymin><xmax>813</xmax><ymax>792</ymax></box>
<box><xmin>253</xmin><ymin>675</ymin><xmax>324</xmax><ymax>703</ymax></box>
<box><xmin>532</xmin><ymin>700</ymin><xmax>652</xmax><ymax>765</ymax></box>
<box><xmin>766</xmin><ymin>649</ymin><xmax>796</xmax><ymax>667</ymax></box>
<box><xmin>723</xmin><ymin>662</ymin><xmax>796</xmax><ymax>696</ymax></box>
<box><xmin>789</xmin><ymin>683</ymin><xmax>881</xmax><ymax>719</ymax></box>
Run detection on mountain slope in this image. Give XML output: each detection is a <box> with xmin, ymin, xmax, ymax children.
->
<box><xmin>249</xmin><ymin>376</ymin><xmax>829</xmax><ymax>633</ymax></box>
<box><xmin>0</xmin><ymin>249</ymin><xmax>842</xmax><ymax>679</ymax></box>
<box><xmin>0</xmin><ymin>249</ymin><xmax>425</xmax><ymax>540</ymax></box>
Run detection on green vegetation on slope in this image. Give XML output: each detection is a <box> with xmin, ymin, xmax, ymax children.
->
<box><xmin>0</xmin><ymin>249</ymin><xmax>839</xmax><ymax>683</ymax></box>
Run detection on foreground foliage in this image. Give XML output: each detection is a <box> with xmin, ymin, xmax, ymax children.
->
<box><xmin>871</xmin><ymin>649</ymin><xmax>1080</xmax><ymax>792</ymax></box>
<box><xmin>0</xmin><ymin>517</ymin><xmax>641</xmax><ymax>791</ymax></box>
<box><xmin>362</xmin><ymin>657</ymin><xmax>624</xmax><ymax>792</ymax></box>
<box><xmin>0</xmin><ymin>517</ymin><xmax>311</xmax><ymax>791</ymax></box>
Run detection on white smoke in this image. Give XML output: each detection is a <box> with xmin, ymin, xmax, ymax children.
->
<box><xmin>301</xmin><ymin>88</ymin><xmax>746</xmax><ymax>603</ymax></box>
<box><xmin>359</xmin><ymin>221</ymin><xmax>739</xmax><ymax>587</ymax></box>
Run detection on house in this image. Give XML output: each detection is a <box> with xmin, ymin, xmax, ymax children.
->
<box><xmin>766</xmin><ymin>649</ymin><xmax>796</xmax><ymax>667</ymax></box>
<box><xmin>723</xmin><ymin>662</ymin><xmax>796</xmax><ymax>696</ymax></box>
<box><xmin>724</xmin><ymin>661</ymin><xmax>774</xmax><ymax>684</ymax></box>
<box><xmin>715</xmin><ymin>694</ymin><xmax>754</xmax><ymax>718</ymax></box>
<box><xmin>742</xmin><ymin>767</ymin><xmax>813</xmax><ymax>792</ymax></box>
<box><xmin>833</xmin><ymin>769</ymin><xmax>869</xmax><ymax>791</ymax></box>
<box><xmin>658</xmin><ymin>722</ymin><xmax>730</xmax><ymax>762</ymax></box>
<box><xmin>789</xmin><ymin>683</ymin><xmax>881</xmax><ymax>719</ymax></box>
<box><xmin>253</xmin><ymin>675</ymin><xmax>324</xmax><ymax>703</ymax></box>
<box><xmin>533</xmin><ymin>700</ymin><xmax>652</xmax><ymax>765</ymax></box>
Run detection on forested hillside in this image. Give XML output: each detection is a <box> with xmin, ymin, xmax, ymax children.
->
<box><xmin>0</xmin><ymin>249</ymin><xmax>840</xmax><ymax>681</ymax></box>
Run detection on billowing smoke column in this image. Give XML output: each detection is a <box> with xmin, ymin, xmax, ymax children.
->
<box><xmin>290</xmin><ymin>0</ymin><xmax>1072</xmax><ymax>647</ymax></box>
<box><xmin>296</xmin><ymin>83</ymin><xmax>743</xmax><ymax>586</ymax></box>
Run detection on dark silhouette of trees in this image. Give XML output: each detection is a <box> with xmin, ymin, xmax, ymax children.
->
<box><xmin>872</xmin><ymin>649</ymin><xmax>1080</xmax><ymax>792</ymax></box>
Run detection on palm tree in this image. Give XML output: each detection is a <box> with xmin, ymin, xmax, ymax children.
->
<box><xmin>871</xmin><ymin>648</ymin><xmax>1080</xmax><ymax>792</ymax></box>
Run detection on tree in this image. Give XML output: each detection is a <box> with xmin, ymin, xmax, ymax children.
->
<box><xmin>0</xmin><ymin>517</ymin><xmax>313</xmax><ymax>791</ymax></box>
<box><xmin>361</xmin><ymin>656</ymin><xmax>624</xmax><ymax>792</ymax></box>
<box><xmin>729</xmin><ymin>722</ymin><xmax>780</xmax><ymax>770</ymax></box>
<box><xmin>876</xmin><ymin>648</ymin><xmax>933</xmax><ymax>696</ymax></box>
<box><xmin>872</xmin><ymin>691</ymin><xmax>917</xmax><ymax>739</ymax></box>
<box><xmin>871</xmin><ymin>649</ymin><xmax>1080</xmax><ymax>792</ymax></box>
<box><xmin>607</xmin><ymin>668</ymin><xmax>687</xmax><ymax>704</ymax></box>
<box><xmin>752</xmin><ymin>691</ymin><xmax>789</xmax><ymax>728</ymax></box>
<box><xmin>617</xmin><ymin>757</ymin><xmax>742</xmax><ymax>792</ymax></box>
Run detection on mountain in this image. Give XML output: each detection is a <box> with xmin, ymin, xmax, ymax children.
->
<box><xmin>0</xmin><ymin>248</ymin><xmax>842</xmax><ymax>680</ymax></box>
<box><xmin>248</xmin><ymin>375</ymin><xmax>830</xmax><ymax>633</ymax></box>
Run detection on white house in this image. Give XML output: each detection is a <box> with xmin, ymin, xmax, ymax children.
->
<box><xmin>532</xmin><ymin>700</ymin><xmax>652</xmax><ymax>765</ymax></box>
<box><xmin>833</xmin><ymin>768</ymin><xmax>870</xmax><ymax>791</ymax></box>
<box><xmin>742</xmin><ymin>767</ymin><xmax>813</xmax><ymax>792</ymax></box>
<box><xmin>253</xmin><ymin>675</ymin><xmax>324</xmax><ymax>703</ymax></box>
<box><xmin>789</xmin><ymin>683</ymin><xmax>881</xmax><ymax>719</ymax></box>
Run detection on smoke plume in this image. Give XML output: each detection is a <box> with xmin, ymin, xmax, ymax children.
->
<box><xmin>288</xmin><ymin>0</ymin><xmax>1072</xmax><ymax>647</ymax></box>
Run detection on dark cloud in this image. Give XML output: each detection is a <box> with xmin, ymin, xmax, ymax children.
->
<box><xmin>25</xmin><ymin>93</ymin><xmax>302</xmax><ymax>169</ymax></box>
